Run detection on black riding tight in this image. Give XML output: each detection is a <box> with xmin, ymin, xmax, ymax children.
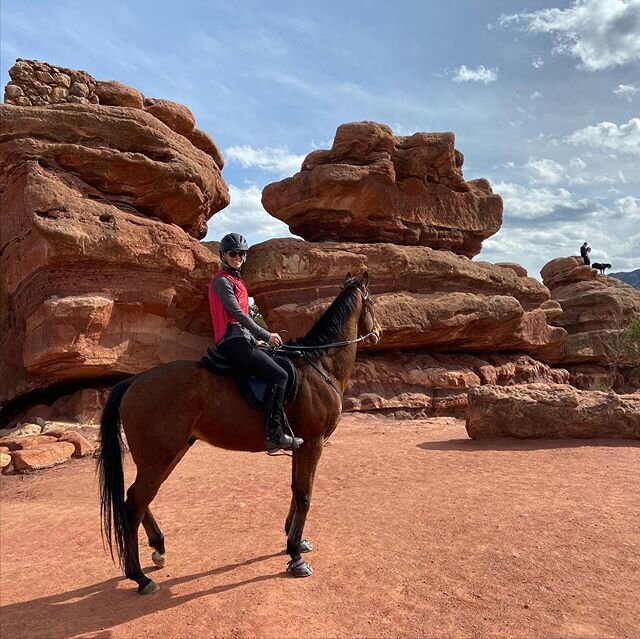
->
<box><xmin>218</xmin><ymin>338</ymin><xmax>288</xmax><ymax>387</ymax></box>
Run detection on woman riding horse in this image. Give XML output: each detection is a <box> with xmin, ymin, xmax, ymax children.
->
<box><xmin>210</xmin><ymin>233</ymin><xmax>302</xmax><ymax>451</ymax></box>
<box><xmin>98</xmin><ymin>269</ymin><xmax>380</xmax><ymax>594</ymax></box>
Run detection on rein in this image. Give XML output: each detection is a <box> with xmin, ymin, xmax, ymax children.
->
<box><xmin>277</xmin><ymin>331</ymin><xmax>378</xmax><ymax>352</ymax></box>
<box><xmin>273</xmin><ymin>287</ymin><xmax>378</xmax><ymax>399</ymax></box>
<box><xmin>275</xmin><ymin>331</ymin><xmax>378</xmax><ymax>399</ymax></box>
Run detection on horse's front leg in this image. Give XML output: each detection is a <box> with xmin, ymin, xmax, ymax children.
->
<box><xmin>286</xmin><ymin>437</ymin><xmax>323</xmax><ymax>577</ymax></box>
<box><xmin>285</xmin><ymin>452</ymin><xmax>314</xmax><ymax>554</ymax></box>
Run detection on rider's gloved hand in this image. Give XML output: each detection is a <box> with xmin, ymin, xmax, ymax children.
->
<box><xmin>268</xmin><ymin>332</ymin><xmax>283</xmax><ymax>347</ymax></box>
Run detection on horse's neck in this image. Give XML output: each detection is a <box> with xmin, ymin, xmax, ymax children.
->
<box><xmin>320</xmin><ymin>301</ymin><xmax>362</xmax><ymax>390</ymax></box>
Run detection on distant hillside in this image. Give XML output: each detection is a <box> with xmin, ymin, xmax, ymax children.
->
<box><xmin>611</xmin><ymin>269</ymin><xmax>640</xmax><ymax>290</ymax></box>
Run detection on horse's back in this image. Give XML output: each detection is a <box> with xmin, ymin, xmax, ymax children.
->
<box><xmin>121</xmin><ymin>359</ymin><xmax>268</xmax><ymax>454</ymax></box>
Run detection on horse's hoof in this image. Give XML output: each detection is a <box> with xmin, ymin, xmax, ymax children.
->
<box><xmin>298</xmin><ymin>539</ymin><xmax>313</xmax><ymax>553</ymax></box>
<box><xmin>139</xmin><ymin>579</ymin><xmax>160</xmax><ymax>595</ymax></box>
<box><xmin>152</xmin><ymin>551</ymin><xmax>166</xmax><ymax>568</ymax></box>
<box><xmin>287</xmin><ymin>558</ymin><xmax>313</xmax><ymax>577</ymax></box>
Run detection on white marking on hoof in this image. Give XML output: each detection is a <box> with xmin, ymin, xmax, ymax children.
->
<box><xmin>152</xmin><ymin>551</ymin><xmax>166</xmax><ymax>568</ymax></box>
<box><xmin>299</xmin><ymin>539</ymin><xmax>313</xmax><ymax>553</ymax></box>
<box><xmin>140</xmin><ymin>580</ymin><xmax>160</xmax><ymax>595</ymax></box>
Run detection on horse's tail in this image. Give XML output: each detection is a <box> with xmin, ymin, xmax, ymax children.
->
<box><xmin>98</xmin><ymin>378</ymin><xmax>133</xmax><ymax>568</ymax></box>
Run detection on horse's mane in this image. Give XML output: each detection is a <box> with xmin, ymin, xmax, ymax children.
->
<box><xmin>287</xmin><ymin>280</ymin><xmax>362</xmax><ymax>360</ymax></box>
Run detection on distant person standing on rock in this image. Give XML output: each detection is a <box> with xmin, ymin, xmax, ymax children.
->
<box><xmin>580</xmin><ymin>242</ymin><xmax>591</xmax><ymax>265</ymax></box>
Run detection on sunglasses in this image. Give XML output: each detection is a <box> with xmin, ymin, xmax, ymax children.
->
<box><xmin>226</xmin><ymin>250</ymin><xmax>247</xmax><ymax>259</ymax></box>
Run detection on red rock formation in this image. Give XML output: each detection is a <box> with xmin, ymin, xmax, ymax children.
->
<box><xmin>240</xmin><ymin>237</ymin><xmax>571</xmax><ymax>417</ymax></box>
<box><xmin>0</xmin><ymin>62</ymin><xmax>228</xmax><ymax>413</ymax></box>
<box><xmin>11</xmin><ymin>442</ymin><xmax>76</xmax><ymax>472</ymax></box>
<box><xmin>1</xmin><ymin>104</ymin><xmax>228</xmax><ymax>237</ymax></box>
<box><xmin>466</xmin><ymin>383</ymin><xmax>640</xmax><ymax>439</ymax></box>
<box><xmin>243</xmin><ymin>239</ymin><xmax>566</xmax><ymax>361</ymax></box>
<box><xmin>143</xmin><ymin>97</ymin><xmax>196</xmax><ymax>136</ymax></box>
<box><xmin>4</xmin><ymin>59</ymin><xmax>98</xmax><ymax>106</ymax></box>
<box><xmin>262</xmin><ymin>122</ymin><xmax>502</xmax><ymax>257</ymax></box>
<box><xmin>541</xmin><ymin>256</ymin><xmax>640</xmax><ymax>389</ymax></box>
<box><xmin>344</xmin><ymin>353</ymin><xmax>569</xmax><ymax>417</ymax></box>
<box><xmin>95</xmin><ymin>80</ymin><xmax>144</xmax><ymax>108</ymax></box>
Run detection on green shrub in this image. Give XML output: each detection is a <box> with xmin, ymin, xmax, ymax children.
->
<box><xmin>589</xmin><ymin>378</ymin><xmax>609</xmax><ymax>392</ymax></box>
<box><xmin>249</xmin><ymin>303</ymin><xmax>268</xmax><ymax>330</ymax></box>
<box><xmin>622</xmin><ymin>317</ymin><xmax>640</xmax><ymax>364</ymax></box>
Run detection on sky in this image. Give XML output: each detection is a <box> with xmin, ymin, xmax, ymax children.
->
<box><xmin>1</xmin><ymin>0</ymin><xmax>639</xmax><ymax>280</ymax></box>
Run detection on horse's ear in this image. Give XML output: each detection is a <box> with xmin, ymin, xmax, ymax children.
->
<box><xmin>360</xmin><ymin>270</ymin><xmax>369</xmax><ymax>287</ymax></box>
<box><xmin>344</xmin><ymin>271</ymin><xmax>353</xmax><ymax>285</ymax></box>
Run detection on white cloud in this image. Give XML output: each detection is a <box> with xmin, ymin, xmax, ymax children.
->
<box><xmin>530</xmin><ymin>90</ymin><xmax>542</xmax><ymax>100</ymax></box>
<box><xmin>526</xmin><ymin>158</ymin><xmax>566</xmax><ymax>185</ymax></box>
<box><xmin>532</xmin><ymin>56</ymin><xmax>545</xmax><ymax>68</ymax></box>
<box><xmin>567</xmin><ymin>117</ymin><xmax>640</xmax><ymax>155</ymax></box>
<box><xmin>205</xmin><ymin>185</ymin><xmax>294</xmax><ymax>245</ymax></box>
<box><xmin>613</xmin><ymin>83</ymin><xmax>639</xmax><ymax>100</ymax></box>
<box><xmin>617</xmin><ymin>195</ymin><xmax>640</xmax><ymax>217</ymax></box>
<box><xmin>495</xmin><ymin>181</ymin><xmax>590</xmax><ymax>219</ymax></box>
<box><xmin>225</xmin><ymin>145</ymin><xmax>305</xmax><ymax>175</ymax></box>
<box><xmin>499</xmin><ymin>0</ymin><xmax>640</xmax><ymax>71</ymax></box>
<box><xmin>452</xmin><ymin>64</ymin><xmax>498</xmax><ymax>84</ymax></box>
<box><xmin>569</xmin><ymin>157</ymin><xmax>587</xmax><ymax>169</ymax></box>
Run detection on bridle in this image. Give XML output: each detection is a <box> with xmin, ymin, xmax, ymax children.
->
<box><xmin>276</xmin><ymin>287</ymin><xmax>379</xmax><ymax>352</ymax></box>
<box><xmin>275</xmin><ymin>287</ymin><xmax>379</xmax><ymax>398</ymax></box>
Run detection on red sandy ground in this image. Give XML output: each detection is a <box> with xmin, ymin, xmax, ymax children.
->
<box><xmin>1</xmin><ymin>415</ymin><xmax>639</xmax><ymax>639</ymax></box>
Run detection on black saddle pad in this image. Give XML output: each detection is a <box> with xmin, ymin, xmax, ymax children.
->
<box><xmin>200</xmin><ymin>346</ymin><xmax>298</xmax><ymax>410</ymax></box>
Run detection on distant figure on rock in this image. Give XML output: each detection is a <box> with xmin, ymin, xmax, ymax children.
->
<box><xmin>580</xmin><ymin>242</ymin><xmax>591</xmax><ymax>265</ymax></box>
<box><xmin>592</xmin><ymin>262</ymin><xmax>612</xmax><ymax>275</ymax></box>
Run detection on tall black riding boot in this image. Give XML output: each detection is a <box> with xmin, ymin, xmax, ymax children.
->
<box><xmin>265</xmin><ymin>384</ymin><xmax>303</xmax><ymax>451</ymax></box>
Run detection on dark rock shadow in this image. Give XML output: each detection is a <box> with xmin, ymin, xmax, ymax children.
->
<box><xmin>418</xmin><ymin>437</ymin><xmax>640</xmax><ymax>452</ymax></box>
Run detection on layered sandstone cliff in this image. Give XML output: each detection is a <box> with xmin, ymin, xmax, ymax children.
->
<box><xmin>243</xmin><ymin>240</ymin><xmax>565</xmax><ymax>359</ymax></box>
<box><xmin>0</xmin><ymin>60</ymin><xmax>227</xmax><ymax>416</ymax></box>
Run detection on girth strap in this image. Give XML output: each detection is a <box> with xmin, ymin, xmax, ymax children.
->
<box><xmin>286</xmin><ymin>350</ymin><xmax>342</xmax><ymax>399</ymax></box>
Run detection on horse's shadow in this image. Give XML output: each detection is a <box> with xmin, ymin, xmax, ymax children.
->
<box><xmin>0</xmin><ymin>551</ymin><xmax>286</xmax><ymax>639</ymax></box>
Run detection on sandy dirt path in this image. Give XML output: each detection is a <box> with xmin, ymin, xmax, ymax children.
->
<box><xmin>1</xmin><ymin>415</ymin><xmax>639</xmax><ymax>639</ymax></box>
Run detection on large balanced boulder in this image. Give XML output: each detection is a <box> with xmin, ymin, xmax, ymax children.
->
<box><xmin>262</xmin><ymin>122</ymin><xmax>502</xmax><ymax>257</ymax></box>
<box><xmin>466</xmin><ymin>383</ymin><xmax>640</xmax><ymax>439</ymax></box>
<box><xmin>243</xmin><ymin>239</ymin><xmax>566</xmax><ymax>361</ymax></box>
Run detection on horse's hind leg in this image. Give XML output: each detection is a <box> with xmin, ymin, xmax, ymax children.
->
<box><xmin>123</xmin><ymin>472</ymin><xmax>166</xmax><ymax>594</ymax></box>
<box><xmin>141</xmin><ymin>444</ymin><xmax>191</xmax><ymax>571</ymax></box>
<box><xmin>142</xmin><ymin>509</ymin><xmax>166</xmax><ymax>568</ymax></box>
<box><xmin>286</xmin><ymin>438</ymin><xmax>323</xmax><ymax>577</ymax></box>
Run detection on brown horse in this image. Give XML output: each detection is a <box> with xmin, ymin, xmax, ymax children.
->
<box><xmin>98</xmin><ymin>271</ymin><xmax>381</xmax><ymax>594</ymax></box>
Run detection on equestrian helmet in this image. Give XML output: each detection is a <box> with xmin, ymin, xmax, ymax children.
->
<box><xmin>220</xmin><ymin>233</ymin><xmax>248</xmax><ymax>252</ymax></box>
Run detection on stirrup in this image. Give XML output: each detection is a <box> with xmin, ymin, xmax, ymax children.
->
<box><xmin>267</xmin><ymin>431</ymin><xmax>303</xmax><ymax>451</ymax></box>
